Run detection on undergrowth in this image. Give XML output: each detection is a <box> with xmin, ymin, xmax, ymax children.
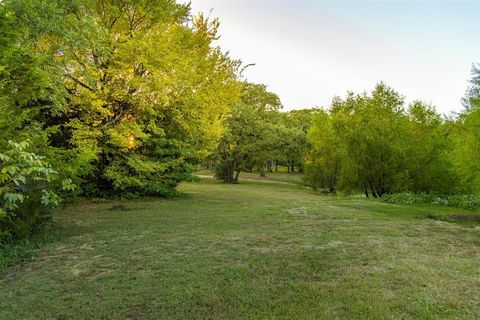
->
<box><xmin>381</xmin><ymin>192</ymin><xmax>480</xmax><ymax>210</ymax></box>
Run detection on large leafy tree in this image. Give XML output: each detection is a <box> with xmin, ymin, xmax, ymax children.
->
<box><xmin>1</xmin><ymin>0</ymin><xmax>241</xmax><ymax>196</ymax></box>
<box><xmin>305</xmin><ymin>109</ymin><xmax>343</xmax><ymax>192</ymax></box>
<box><xmin>403</xmin><ymin>101</ymin><xmax>456</xmax><ymax>194</ymax></box>
<box><xmin>331</xmin><ymin>83</ymin><xmax>409</xmax><ymax>196</ymax></box>
<box><xmin>0</xmin><ymin>1</ymin><xmax>82</xmax><ymax>240</ymax></box>
<box><xmin>462</xmin><ymin>63</ymin><xmax>480</xmax><ymax>111</ymax></box>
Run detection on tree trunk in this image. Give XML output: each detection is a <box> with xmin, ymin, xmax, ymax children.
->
<box><xmin>369</xmin><ymin>181</ymin><xmax>378</xmax><ymax>198</ymax></box>
<box><xmin>234</xmin><ymin>169</ymin><xmax>241</xmax><ymax>183</ymax></box>
<box><xmin>328</xmin><ymin>176</ymin><xmax>336</xmax><ymax>193</ymax></box>
<box><xmin>275</xmin><ymin>160</ymin><xmax>278</xmax><ymax>172</ymax></box>
<box><xmin>260</xmin><ymin>163</ymin><xmax>266</xmax><ymax>177</ymax></box>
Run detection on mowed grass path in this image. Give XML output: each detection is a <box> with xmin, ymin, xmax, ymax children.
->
<box><xmin>1</xmin><ymin>180</ymin><xmax>479</xmax><ymax>319</ymax></box>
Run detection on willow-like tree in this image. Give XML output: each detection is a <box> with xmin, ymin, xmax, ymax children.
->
<box><xmin>306</xmin><ymin>83</ymin><xmax>455</xmax><ymax>196</ymax></box>
<box><xmin>450</xmin><ymin>64</ymin><xmax>480</xmax><ymax>193</ymax></box>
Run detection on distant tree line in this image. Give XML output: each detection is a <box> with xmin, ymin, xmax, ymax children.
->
<box><xmin>212</xmin><ymin>83</ymin><xmax>312</xmax><ymax>183</ymax></box>
<box><xmin>212</xmin><ymin>68</ymin><xmax>480</xmax><ymax>201</ymax></box>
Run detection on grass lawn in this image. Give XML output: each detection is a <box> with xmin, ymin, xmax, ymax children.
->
<box><xmin>1</xmin><ymin>179</ymin><xmax>479</xmax><ymax>319</ymax></box>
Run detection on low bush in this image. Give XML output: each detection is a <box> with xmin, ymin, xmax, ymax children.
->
<box><xmin>381</xmin><ymin>192</ymin><xmax>480</xmax><ymax>210</ymax></box>
<box><xmin>0</xmin><ymin>140</ymin><xmax>74</xmax><ymax>243</ymax></box>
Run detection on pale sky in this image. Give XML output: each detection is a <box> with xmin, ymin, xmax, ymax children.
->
<box><xmin>186</xmin><ymin>0</ymin><xmax>480</xmax><ymax>114</ymax></box>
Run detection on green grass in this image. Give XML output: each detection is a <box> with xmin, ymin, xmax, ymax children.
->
<box><xmin>1</xmin><ymin>180</ymin><xmax>479</xmax><ymax>319</ymax></box>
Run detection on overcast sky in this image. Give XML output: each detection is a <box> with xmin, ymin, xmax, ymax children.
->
<box><xmin>187</xmin><ymin>0</ymin><xmax>479</xmax><ymax>114</ymax></box>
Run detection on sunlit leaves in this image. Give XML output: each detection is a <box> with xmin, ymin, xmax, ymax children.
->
<box><xmin>306</xmin><ymin>83</ymin><xmax>459</xmax><ymax>196</ymax></box>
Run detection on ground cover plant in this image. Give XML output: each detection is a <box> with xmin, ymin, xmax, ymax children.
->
<box><xmin>381</xmin><ymin>192</ymin><xmax>480</xmax><ymax>211</ymax></box>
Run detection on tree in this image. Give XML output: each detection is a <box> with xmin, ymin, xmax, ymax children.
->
<box><xmin>1</xmin><ymin>0</ymin><xmax>241</xmax><ymax>197</ymax></box>
<box><xmin>279</xmin><ymin>109</ymin><xmax>315</xmax><ymax>173</ymax></box>
<box><xmin>306</xmin><ymin>83</ymin><xmax>456</xmax><ymax>197</ymax></box>
<box><xmin>449</xmin><ymin>64</ymin><xmax>480</xmax><ymax>193</ymax></box>
<box><xmin>462</xmin><ymin>63</ymin><xmax>480</xmax><ymax>111</ymax></box>
<box><xmin>306</xmin><ymin>110</ymin><xmax>343</xmax><ymax>192</ymax></box>
<box><xmin>214</xmin><ymin>83</ymin><xmax>281</xmax><ymax>183</ymax></box>
<box><xmin>403</xmin><ymin>101</ymin><xmax>456</xmax><ymax>194</ymax></box>
<box><xmin>332</xmin><ymin>84</ymin><xmax>410</xmax><ymax>196</ymax></box>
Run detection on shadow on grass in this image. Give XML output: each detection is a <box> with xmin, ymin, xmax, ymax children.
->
<box><xmin>0</xmin><ymin>209</ymin><xmax>97</xmax><ymax>274</ymax></box>
<box><xmin>426</xmin><ymin>213</ymin><xmax>480</xmax><ymax>226</ymax></box>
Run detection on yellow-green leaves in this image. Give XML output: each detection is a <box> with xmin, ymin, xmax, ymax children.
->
<box><xmin>1</xmin><ymin>0</ymin><xmax>241</xmax><ymax>197</ymax></box>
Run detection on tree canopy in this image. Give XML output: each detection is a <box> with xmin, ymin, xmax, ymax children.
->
<box><xmin>305</xmin><ymin>82</ymin><xmax>474</xmax><ymax>197</ymax></box>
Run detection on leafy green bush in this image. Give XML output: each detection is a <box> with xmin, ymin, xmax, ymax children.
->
<box><xmin>381</xmin><ymin>192</ymin><xmax>480</xmax><ymax>210</ymax></box>
<box><xmin>0</xmin><ymin>140</ymin><xmax>74</xmax><ymax>243</ymax></box>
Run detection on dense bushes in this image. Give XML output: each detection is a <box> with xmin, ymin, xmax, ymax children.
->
<box><xmin>0</xmin><ymin>0</ymin><xmax>240</xmax><ymax>197</ymax></box>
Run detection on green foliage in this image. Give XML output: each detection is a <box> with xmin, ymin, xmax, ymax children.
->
<box><xmin>1</xmin><ymin>0</ymin><xmax>241</xmax><ymax>199</ymax></box>
<box><xmin>212</xmin><ymin>82</ymin><xmax>315</xmax><ymax>183</ymax></box>
<box><xmin>305</xmin><ymin>109</ymin><xmax>342</xmax><ymax>192</ymax></box>
<box><xmin>449</xmin><ymin>65</ymin><xmax>480</xmax><ymax>193</ymax></box>
<box><xmin>402</xmin><ymin>102</ymin><xmax>456</xmax><ymax>193</ymax></box>
<box><xmin>306</xmin><ymin>83</ymin><xmax>461</xmax><ymax>197</ymax></box>
<box><xmin>213</xmin><ymin>82</ymin><xmax>282</xmax><ymax>183</ymax></box>
<box><xmin>0</xmin><ymin>140</ymin><xmax>71</xmax><ymax>242</ymax></box>
<box><xmin>57</xmin><ymin>0</ymin><xmax>241</xmax><ymax>196</ymax></box>
<box><xmin>462</xmin><ymin>63</ymin><xmax>480</xmax><ymax>111</ymax></box>
<box><xmin>275</xmin><ymin>109</ymin><xmax>315</xmax><ymax>173</ymax></box>
<box><xmin>381</xmin><ymin>192</ymin><xmax>480</xmax><ymax>211</ymax></box>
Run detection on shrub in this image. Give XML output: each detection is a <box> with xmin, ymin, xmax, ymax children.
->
<box><xmin>0</xmin><ymin>140</ymin><xmax>74</xmax><ymax>243</ymax></box>
<box><xmin>381</xmin><ymin>192</ymin><xmax>480</xmax><ymax>210</ymax></box>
